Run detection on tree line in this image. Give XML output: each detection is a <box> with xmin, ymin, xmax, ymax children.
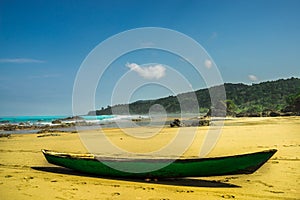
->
<box><xmin>88</xmin><ymin>77</ymin><xmax>300</xmax><ymax>116</ymax></box>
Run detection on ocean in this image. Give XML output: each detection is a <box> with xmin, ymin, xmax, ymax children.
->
<box><xmin>0</xmin><ymin>115</ymin><xmax>151</xmax><ymax>134</ymax></box>
<box><xmin>0</xmin><ymin>114</ymin><xmax>202</xmax><ymax>134</ymax></box>
<box><xmin>0</xmin><ymin>115</ymin><xmax>116</xmax><ymax>125</ymax></box>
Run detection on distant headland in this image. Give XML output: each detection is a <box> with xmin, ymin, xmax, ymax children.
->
<box><xmin>89</xmin><ymin>77</ymin><xmax>300</xmax><ymax>117</ymax></box>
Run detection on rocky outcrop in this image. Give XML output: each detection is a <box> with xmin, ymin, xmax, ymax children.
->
<box><xmin>236</xmin><ymin>112</ymin><xmax>261</xmax><ymax>117</ymax></box>
<box><xmin>0</xmin><ymin>124</ymin><xmax>40</xmax><ymax>131</ymax></box>
<box><xmin>51</xmin><ymin>119</ymin><xmax>62</xmax><ymax>124</ymax></box>
<box><xmin>269</xmin><ymin>111</ymin><xmax>281</xmax><ymax>117</ymax></box>
<box><xmin>170</xmin><ymin>118</ymin><xmax>210</xmax><ymax>127</ymax></box>
<box><xmin>60</xmin><ymin>116</ymin><xmax>84</xmax><ymax>121</ymax></box>
<box><xmin>170</xmin><ymin>119</ymin><xmax>183</xmax><ymax>127</ymax></box>
<box><xmin>236</xmin><ymin>110</ymin><xmax>298</xmax><ymax>117</ymax></box>
<box><xmin>191</xmin><ymin>119</ymin><xmax>210</xmax><ymax>126</ymax></box>
<box><xmin>0</xmin><ymin>133</ymin><xmax>11</xmax><ymax>138</ymax></box>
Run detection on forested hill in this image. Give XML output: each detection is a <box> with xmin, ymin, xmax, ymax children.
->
<box><xmin>89</xmin><ymin>77</ymin><xmax>300</xmax><ymax>115</ymax></box>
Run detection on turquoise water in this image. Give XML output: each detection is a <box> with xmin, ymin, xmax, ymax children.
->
<box><xmin>0</xmin><ymin>115</ymin><xmax>154</xmax><ymax>134</ymax></box>
<box><xmin>0</xmin><ymin>114</ymin><xmax>170</xmax><ymax>134</ymax></box>
<box><xmin>0</xmin><ymin>115</ymin><xmax>115</xmax><ymax>124</ymax></box>
<box><xmin>0</xmin><ymin>116</ymin><xmax>68</xmax><ymax>123</ymax></box>
<box><xmin>81</xmin><ymin>115</ymin><xmax>115</xmax><ymax>121</ymax></box>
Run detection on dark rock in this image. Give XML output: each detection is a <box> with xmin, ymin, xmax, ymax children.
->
<box><xmin>280</xmin><ymin>112</ymin><xmax>293</xmax><ymax>116</ymax></box>
<box><xmin>171</xmin><ymin>118</ymin><xmax>210</xmax><ymax>127</ymax></box>
<box><xmin>269</xmin><ymin>111</ymin><xmax>281</xmax><ymax>117</ymax></box>
<box><xmin>281</xmin><ymin>105</ymin><xmax>294</xmax><ymax>113</ymax></box>
<box><xmin>37</xmin><ymin>133</ymin><xmax>61</xmax><ymax>138</ymax></box>
<box><xmin>0</xmin><ymin>124</ymin><xmax>18</xmax><ymax>131</ymax></box>
<box><xmin>199</xmin><ymin>119</ymin><xmax>210</xmax><ymax>126</ymax></box>
<box><xmin>61</xmin><ymin>116</ymin><xmax>84</xmax><ymax>121</ymax></box>
<box><xmin>132</xmin><ymin>118</ymin><xmax>142</xmax><ymax>122</ymax></box>
<box><xmin>190</xmin><ymin>119</ymin><xmax>210</xmax><ymax>126</ymax></box>
<box><xmin>0</xmin><ymin>133</ymin><xmax>11</xmax><ymax>138</ymax></box>
<box><xmin>236</xmin><ymin>112</ymin><xmax>261</xmax><ymax>117</ymax></box>
<box><xmin>170</xmin><ymin>119</ymin><xmax>183</xmax><ymax>127</ymax></box>
<box><xmin>281</xmin><ymin>105</ymin><xmax>299</xmax><ymax>116</ymax></box>
<box><xmin>248</xmin><ymin>113</ymin><xmax>261</xmax><ymax>117</ymax></box>
<box><xmin>262</xmin><ymin>111</ymin><xmax>270</xmax><ymax>117</ymax></box>
<box><xmin>52</xmin><ymin>119</ymin><xmax>62</xmax><ymax>124</ymax></box>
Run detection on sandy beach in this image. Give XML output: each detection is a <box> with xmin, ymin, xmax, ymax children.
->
<box><xmin>0</xmin><ymin>117</ymin><xmax>299</xmax><ymax>200</ymax></box>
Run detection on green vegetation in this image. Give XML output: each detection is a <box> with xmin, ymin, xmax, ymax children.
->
<box><xmin>89</xmin><ymin>77</ymin><xmax>300</xmax><ymax>116</ymax></box>
<box><xmin>283</xmin><ymin>92</ymin><xmax>300</xmax><ymax>113</ymax></box>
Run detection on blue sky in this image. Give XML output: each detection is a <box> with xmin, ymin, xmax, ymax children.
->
<box><xmin>0</xmin><ymin>0</ymin><xmax>299</xmax><ymax>116</ymax></box>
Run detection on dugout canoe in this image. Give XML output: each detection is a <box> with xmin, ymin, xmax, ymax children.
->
<box><xmin>42</xmin><ymin>149</ymin><xmax>277</xmax><ymax>178</ymax></box>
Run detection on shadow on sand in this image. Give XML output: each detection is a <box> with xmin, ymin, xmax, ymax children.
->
<box><xmin>31</xmin><ymin>166</ymin><xmax>240</xmax><ymax>188</ymax></box>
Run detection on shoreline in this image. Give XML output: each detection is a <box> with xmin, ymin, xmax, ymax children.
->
<box><xmin>1</xmin><ymin>116</ymin><xmax>299</xmax><ymax>199</ymax></box>
<box><xmin>1</xmin><ymin>115</ymin><xmax>299</xmax><ymax>135</ymax></box>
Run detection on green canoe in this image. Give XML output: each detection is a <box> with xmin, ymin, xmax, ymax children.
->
<box><xmin>42</xmin><ymin>149</ymin><xmax>277</xmax><ymax>178</ymax></box>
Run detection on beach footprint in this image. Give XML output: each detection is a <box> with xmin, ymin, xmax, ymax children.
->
<box><xmin>221</xmin><ymin>194</ymin><xmax>235</xmax><ymax>199</ymax></box>
<box><xmin>111</xmin><ymin>192</ymin><xmax>121</xmax><ymax>196</ymax></box>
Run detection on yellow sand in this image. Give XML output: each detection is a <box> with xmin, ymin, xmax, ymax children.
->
<box><xmin>0</xmin><ymin>117</ymin><xmax>299</xmax><ymax>200</ymax></box>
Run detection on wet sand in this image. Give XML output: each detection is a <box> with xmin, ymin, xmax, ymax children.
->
<box><xmin>0</xmin><ymin>117</ymin><xmax>299</xmax><ymax>200</ymax></box>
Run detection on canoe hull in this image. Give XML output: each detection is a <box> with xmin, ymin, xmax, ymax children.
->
<box><xmin>42</xmin><ymin>149</ymin><xmax>277</xmax><ymax>178</ymax></box>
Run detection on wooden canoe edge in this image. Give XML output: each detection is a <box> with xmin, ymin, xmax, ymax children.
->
<box><xmin>41</xmin><ymin>149</ymin><xmax>277</xmax><ymax>162</ymax></box>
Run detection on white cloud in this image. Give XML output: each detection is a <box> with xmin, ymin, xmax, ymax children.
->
<box><xmin>0</xmin><ymin>58</ymin><xmax>45</xmax><ymax>64</ymax></box>
<box><xmin>126</xmin><ymin>63</ymin><xmax>166</xmax><ymax>80</ymax></box>
<box><xmin>204</xmin><ymin>59</ymin><xmax>212</xmax><ymax>69</ymax></box>
<box><xmin>248</xmin><ymin>74</ymin><xmax>258</xmax><ymax>81</ymax></box>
